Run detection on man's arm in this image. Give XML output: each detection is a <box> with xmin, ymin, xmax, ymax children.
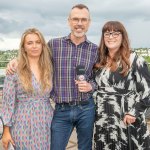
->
<box><xmin>75</xmin><ymin>80</ymin><xmax>93</xmax><ymax>93</ymax></box>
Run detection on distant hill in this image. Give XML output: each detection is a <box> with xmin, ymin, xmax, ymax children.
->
<box><xmin>135</xmin><ymin>48</ymin><xmax>150</xmax><ymax>57</ymax></box>
<box><xmin>0</xmin><ymin>48</ymin><xmax>150</xmax><ymax>67</ymax></box>
<box><xmin>0</xmin><ymin>50</ymin><xmax>18</xmax><ymax>67</ymax></box>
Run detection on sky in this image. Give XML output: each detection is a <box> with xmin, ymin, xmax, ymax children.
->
<box><xmin>0</xmin><ymin>0</ymin><xmax>150</xmax><ymax>50</ymax></box>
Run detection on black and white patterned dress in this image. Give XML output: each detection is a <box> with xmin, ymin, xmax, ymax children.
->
<box><xmin>93</xmin><ymin>52</ymin><xmax>150</xmax><ymax>150</ymax></box>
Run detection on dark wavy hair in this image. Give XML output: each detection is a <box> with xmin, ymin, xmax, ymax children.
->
<box><xmin>95</xmin><ymin>21</ymin><xmax>131</xmax><ymax>76</ymax></box>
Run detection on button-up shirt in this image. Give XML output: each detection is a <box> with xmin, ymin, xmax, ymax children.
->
<box><xmin>48</xmin><ymin>35</ymin><xmax>98</xmax><ymax>103</ymax></box>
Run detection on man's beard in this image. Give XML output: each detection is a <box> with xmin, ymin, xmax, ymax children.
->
<box><xmin>73</xmin><ymin>31</ymin><xmax>86</xmax><ymax>38</ymax></box>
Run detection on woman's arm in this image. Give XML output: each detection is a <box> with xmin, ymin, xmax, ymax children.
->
<box><xmin>2</xmin><ymin>126</ymin><xmax>15</xmax><ymax>149</ymax></box>
<box><xmin>129</xmin><ymin>55</ymin><xmax>150</xmax><ymax>117</ymax></box>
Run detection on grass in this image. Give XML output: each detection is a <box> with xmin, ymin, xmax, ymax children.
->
<box><xmin>144</xmin><ymin>56</ymin><xmax>150</xmax><ymax>63</ymax></box>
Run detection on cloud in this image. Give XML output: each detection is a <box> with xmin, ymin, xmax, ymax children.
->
<box><xmin>0</xmin><ymin>0</ymin><xmax>150</xmax><ymax>49</ymax></box>
<box><xmin>0</xmin><ymin>37</ymin><xmax>4</xmax><ymax>42</ymax></box>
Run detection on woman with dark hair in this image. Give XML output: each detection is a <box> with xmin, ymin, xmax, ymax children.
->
<box><xmin>93</xmin><ymin>21</ymin><xmax>150</xmax><ymax>149</ymax></box>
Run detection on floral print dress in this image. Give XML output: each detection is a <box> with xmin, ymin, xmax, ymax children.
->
<box><xmin>93</xmin><ymin>52</ymin><xmax>150</xmax><ymax>150</ymax></box>
<box><xmin>2</xmin><ymin>73</ymin><xmax>53</xmax><ymax>150</ymax></box>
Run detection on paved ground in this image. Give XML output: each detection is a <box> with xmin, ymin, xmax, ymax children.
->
<box><xmin>66</xmin><ymin>129</ymin><xmax>77</xmax><ymax>150</ymax></box>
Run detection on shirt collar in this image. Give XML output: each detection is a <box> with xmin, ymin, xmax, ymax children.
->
<box><xmin>64</xmin><ymin>34</ymin><xmax>91</xmax><ymax>44</ymax></box>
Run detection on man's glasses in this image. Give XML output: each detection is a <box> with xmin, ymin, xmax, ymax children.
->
<box><xmin>70</xmin><ymin>17</ymin><xmax>89</xmax><ymax>24</ymax></box>
<box><xmin>104</xmin><ymin>32</ymin><xmax>121</xmax><ymax>38</ymax></box>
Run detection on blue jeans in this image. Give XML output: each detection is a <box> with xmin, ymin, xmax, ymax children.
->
<box><xmin>51</xmin><ymin>97</ymin><xmax>95</xmax><ymax>150</ymax></box>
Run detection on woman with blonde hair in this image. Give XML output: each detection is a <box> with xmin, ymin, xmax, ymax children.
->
<box><xmin>2</xmin><ymin>28</ymin><xmax>53</xmax><ymax>149</ymax></box>
<box><xmin>94</xmin><ymin>21</ymin><xmax>150</xmax><ymax>149</ymax></box>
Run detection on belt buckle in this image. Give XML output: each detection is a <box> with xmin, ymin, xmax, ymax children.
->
<box><xmin>76</xmin><ymin>101</ymin><xmax>80</xmax><ymax>105</ymax></box>
<box><xmin>69</xmin><ymin>100</ymin><xmax>79</xmax><ymax>106</ymax></box>
<box><xmin>75</xmin><ymin>100</ymin><xmax>82</xmax><ymax>105</ymax></box>
<box><xmin>68</xmin><ymin>101</ymin><xmax>75</xmax><ymax>106</ymax></box>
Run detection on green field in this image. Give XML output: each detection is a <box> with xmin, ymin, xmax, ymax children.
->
<box><xmin>144</xmin><ymin>56</ymin><xmax>150</xmax><ymax>63</ymax></box>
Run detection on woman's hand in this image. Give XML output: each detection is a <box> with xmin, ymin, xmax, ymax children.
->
<box><xmin>2</xmin><ymin>126</ymin><xmax>15</xmax><ymax>150</ymax></box>
<box><xmin>6</xmin><ymin>58</ymin><xmax>18</xmax><ymax>75</ymax></box>
<box><xmin>123</xmin><ymin>114</ymin><xmax>136</xmax><ymax>125</ymax></box>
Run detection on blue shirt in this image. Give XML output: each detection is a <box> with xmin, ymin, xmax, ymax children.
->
<box><xmin>48</xmin><ymin>35</ymin><xmax>98</xmax><ymax>103</ymax></box>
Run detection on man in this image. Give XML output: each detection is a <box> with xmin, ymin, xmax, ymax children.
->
<box><xmin>7</xmin><ymin>4</ymin><xmax>98</xmax><ymax>150</ymax></box>
<box><xmin>49</xmin><ymin>4</ymin><xmax>98</xmax><ymax>150</ymax></box>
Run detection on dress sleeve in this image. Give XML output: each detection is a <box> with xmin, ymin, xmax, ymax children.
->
<box><xmin>88</xmin><ymin>69</ymin><xmax>99</xmax><ymax>93</ymax></box>
<box><xmin>87</xmin><ymin>49</ymin><xmax>99</xmax><ymax>93</ymax></box>
<box><xmin>1</xmin><ymin>74</ymin><xmax>17</xmax><ymax>126</ymax></box>
<box><xmin>129</xmin><ymin>56</ymin><xmax>150</xmax><ymax>117</ymax></box>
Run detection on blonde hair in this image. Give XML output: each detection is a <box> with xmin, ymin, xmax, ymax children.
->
<box><xmin>95</xmin><ymin>21</ymin><xmax>131</xmax><ymax>76</ymax></box>
<box><xmin>17</xmin><ymin>28</ymin><xmax>53</xmax><ymax>93</ymax></box>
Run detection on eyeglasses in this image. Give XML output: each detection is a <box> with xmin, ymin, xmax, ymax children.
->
<box><xmin>70</xmin><ymin>17</ymin><xmax>89</xmax><ymax>24</ymax></box>
<box><xmin>104</xmin><ymin>32</ymin><xmax>121</xmax><ymax>38</ymax></box>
